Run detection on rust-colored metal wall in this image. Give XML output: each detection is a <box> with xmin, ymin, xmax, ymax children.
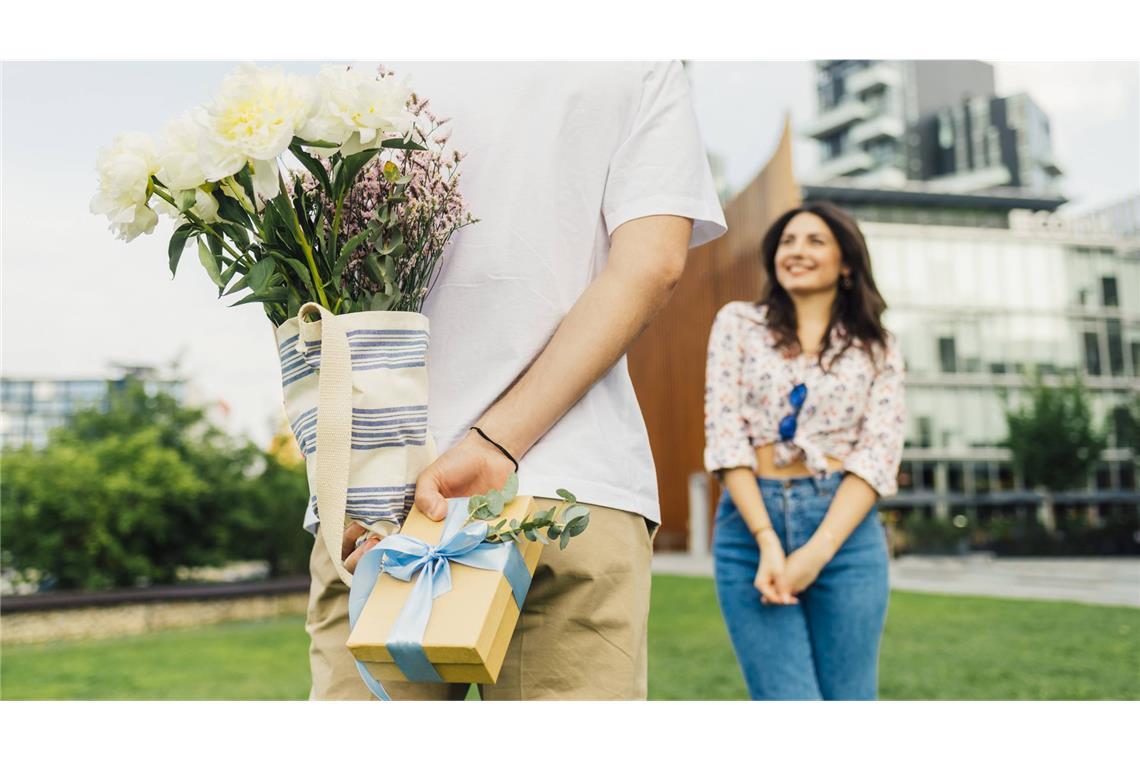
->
<box><xmin>628</xmin><ymin>117</ymin><xmax>802</xmax><ymax>550</ymax></box>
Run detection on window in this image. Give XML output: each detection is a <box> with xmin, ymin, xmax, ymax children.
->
<box><xmin>1107</xmin><ymin>319</ymin><xmax>1124</xmax><ymax>376</ymax></box>
<box><xmin>938</xmin><ymin>336</ymin><xmax>957</xmax><ymax>373</ymax></box>
<box><xmin>1102</xmin><ymin>277</ymin><xmax>1119</xmax><ymax>307</ymax></box>
<box><xmin>997</xmin><ymin>463</ymin><xmax>1015</xmax><ymax>491</ymax></box>
<box><xmin>973</xmin><ymin>462</ymin><xmax>994</xmax><ymax>494</ymax></box>
<box><xmin>918</xmin><ymin>417</ymin><xmax>933</xmax><ymax>448</ymax></box>
<box><xmin>948</xmin><ymin>462</ymin><xmax>965</xmax><ymax>493</ymax></box>
<box><xmin>1083</xmin><ymin>331</ymin><xmax>1102</xmax><ymax>375</ymax></box>
<box><xmin>1095</xmin><ymin>463</ymin><xmax>1112</xmax><ymax>490</ymax></box>
<box><xmin>919</xmin><ymin>462</ymin><xmax>938</xmax><ymax>490</ymax></box>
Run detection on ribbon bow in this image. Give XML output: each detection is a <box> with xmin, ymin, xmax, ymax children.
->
<box><xmin>347</xmin><ymin>498</ymin><xmax>532</xmax><ymax>699</ymax></box>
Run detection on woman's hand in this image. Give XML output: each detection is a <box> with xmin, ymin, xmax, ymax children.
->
<box><xmin>780</xmin><ymin>540</ymin><xmax>831</xmax><ymax>595</ymax></box>
<box><xmin>754</xmin><ymin>532</ymin><xmax>797</xmax><ymax>605</ymax></box>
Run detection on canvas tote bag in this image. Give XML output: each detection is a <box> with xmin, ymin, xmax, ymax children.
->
<box><xmin>275</xmin><ymin>302</ymin><xmax>437</xmax><ymax>586</ymax></box>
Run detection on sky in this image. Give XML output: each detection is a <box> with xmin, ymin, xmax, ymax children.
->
<box><xmin>2</xmin><ymin>60</ymin><xmax>1137</xmax><ymax>445</ymax></box>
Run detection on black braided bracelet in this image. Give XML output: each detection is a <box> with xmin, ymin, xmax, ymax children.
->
<box><xmin>470</xmin><ymin>426</ymin><xmax>519</xmax><ymax>472</ymax></box>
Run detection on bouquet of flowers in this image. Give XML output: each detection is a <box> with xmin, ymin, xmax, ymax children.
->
<box><xmin>91</xmin><ymin>63</ymin><xmax>476</xmax><ymax>325</ymax></box>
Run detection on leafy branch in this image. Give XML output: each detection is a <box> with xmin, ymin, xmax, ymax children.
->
<box><xmin>465</xmin><ymin>474</ymin><xmax>591</xmax><ymax>550</ymax></box>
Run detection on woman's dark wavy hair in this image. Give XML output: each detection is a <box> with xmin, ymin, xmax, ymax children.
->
<box><xmin>758</xmin><ymin>201</ymin><xmax>890</xmax><ymax>372</ymax></box>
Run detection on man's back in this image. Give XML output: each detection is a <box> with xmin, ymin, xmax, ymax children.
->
<box><xmin>391</xmin><ymin>60</ymin><xmax>724</xmax><ymax>523</ymax></box>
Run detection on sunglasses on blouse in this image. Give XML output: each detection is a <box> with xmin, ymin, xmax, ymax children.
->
<box><xmin>778</xmin><ymin>383</ymin><xmax>808</xmax><ymax>441</ymax></box>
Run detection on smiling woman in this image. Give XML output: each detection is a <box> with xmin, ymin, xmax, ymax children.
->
<box><xmin>704</xmin><ymin>200</ymin><xmax>906</xmax><ymax>700</ymax></box>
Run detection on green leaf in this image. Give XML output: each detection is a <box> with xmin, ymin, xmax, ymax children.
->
<box><xmin>332</xmin><ymin>148</ymin><xmax>380</xmax><ymax>198</ymax></box>
<box><xmin>331</xmin><ymin>228</ymin><xmax>370</xmax><ymax>283</ymax></box>
<box><xmin>369</xmin><ymin>291</ymin><xmax>398</xmax><ymax>311</ymax></box>
<box><xmin>291</xmin><ymin>136</ymin><xmax>340</xmax><ymax>149</ymax></box>
<box><xmin>231</xmin><ymin>287</ymin><xmax>290</xmax><ymax>307</ymax></box>
<box><xmin>567</xmin><ymin>514</ymin><xmax>591</xmax><ymax>537</ymax></box>
<box><xmin>215</xmin><ymin>194</ymin><xmax>249</xmax><ymax>227</ymax></box>
<box><xmin>176</xmin><ymin>189</ymin><xmax>197</xmax><ymax>212</ymax></box>
<box><xmin>247</xmin><ymin>258</ymin><xmax>276</xmax><ymax>294</ymax></box>
<box><xmin>380</xmin><ymin>137</ymin><xmax>428</xmax><ymax>151</ymax></box>
<box><xmin>360</xmin><ymin>250</ymin><xmax>383</xmax><ymax>285</ymax></box>
<box><xmin>523</xmin><ymin>527</ymin><xmax>537</xmax><ymax>542</ymax></box>
<box><xmin>509</xmin><ymin>519</ymin><xmax>520</xmax><ymax>530</ymax></box>
<box><xmin>555</xmin><ymin>488</ymin><xmax>576</xmax><ymax>502</ymax></box>
<box><xmin>563</xmin><ymin>505</ymin><xmax>590</xmax><ymax>523</ymax></box>
<box><xmin>167</xmin><ymin>224</ymin><xmax>195</xmax><ymax>277</ymax></box>
<box><xmin>546</xmin><ymin>525</ymin><xmax>561</xmax><ymax>540</ymax></box>
<box><xmin>268</xmin><ymin>252</ymin><xmax>314</xmax><ymax>289</ymax></box>
<box><xmin>197</xmin><ymin>238</ymin><xmax>225</xmax><ymax>288</ymax></box>
<box><xmin>501</xmin><ymin>473</ymin><xmax>519</xmax><ymax>503</ymax></box>
<box><xmin>219</xmin><ymin>221</ymin><xmax>250</xmax><ymax>249</ymax></box>
<box><xmin>234</xmin><ymin>165</ymin><xmax>257</xmax><ymax>207</ymax></box>
<box><xmin>559</xmin><ymin>531</ymin><xmax>572</xmax><ymax>550</ymax></box>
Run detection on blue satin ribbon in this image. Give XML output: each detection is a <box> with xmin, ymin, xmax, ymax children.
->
<box><xmin>347</xmin><ymin>497</ymin><xmax>532</xmax><ymax>699</ymax></box>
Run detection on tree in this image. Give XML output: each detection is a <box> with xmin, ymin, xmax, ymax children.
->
<box><xmin>1</xmin><ymin>378</ymin><xmax>311</xmax><ymax>590</ymax></box>
<box><xmin>1000</xmin><ymin>371</ymin><xmax>1107</xmax><ymax>492</ymax></box>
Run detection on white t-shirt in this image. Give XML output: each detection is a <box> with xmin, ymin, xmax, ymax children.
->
<box><xmin>390</xmin><ymin>61</ymin><xmax>726</xmax><ymax>524</ymax></box>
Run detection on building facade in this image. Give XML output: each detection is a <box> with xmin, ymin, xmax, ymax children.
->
<box><xmin>1</xmin><ymin>368</ymin><xmax>186</xmax><ymax>449</ymax></box>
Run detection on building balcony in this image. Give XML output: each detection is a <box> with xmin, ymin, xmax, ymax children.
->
<box><xmin>803</xmin><ymin>99</ymin><xmax>871</xmax><ymax>139</ymax></box>
<box><xmin>812</xmin><ymin>150</ymin><xmax>874</xmax><ymax>182</ymax></box>
<box><xmin>846</xmin><ymin>62</ymin><xmax>902</xmax><ymax>94</ymax></box>
<box><xmin>849</xmin><ymin>114</ymin><xmax>906</xmax><ymax>144</ymax></box>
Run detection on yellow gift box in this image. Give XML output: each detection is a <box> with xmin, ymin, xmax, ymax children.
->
<box><xmin>347</xmin><ymin>495</ymin><xmax>544</xmax><ymax>684</ymax></box>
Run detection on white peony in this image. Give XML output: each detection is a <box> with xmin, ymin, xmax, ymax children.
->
<box><xmin>90</xmin><ymin>131</ymin><xmax>160</xmax><ymax>242</ymax></box>
<box><xmin>299</xmin><ymin>65</ymin><xmax>413</xmax><ymax>156</ymax></box>
<box><xmin>155</xmin><ymin>109</ymin><xmax>208</xmax><ymax>191</ymax></box>
<box><xmin>198</xmin><ymin>63</ymin><xmax>317</xmax><ymax>192</ymax></box>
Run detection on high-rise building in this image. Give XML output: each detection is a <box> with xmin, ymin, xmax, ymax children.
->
<box><xmin>805</xmin><ymin>60</ymin><xmax>1063</xmax><ymax>196</ymax></box>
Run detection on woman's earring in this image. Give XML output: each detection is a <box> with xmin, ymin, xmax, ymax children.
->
<box><xmin>842</xmin><ymin>273</ymin><xmax>853</xmax><ymax>289</ymax></box>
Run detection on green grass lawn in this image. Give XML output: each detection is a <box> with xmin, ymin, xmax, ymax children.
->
<box><xmin>3</xmin><ymin>577</ymin><xmax>1138</xmax><ymax>700</ymax></box>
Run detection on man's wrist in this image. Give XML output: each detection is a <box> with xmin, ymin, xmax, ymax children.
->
<box><xmin>472</xmin><ymin>413</ymin><xmax>533</xmax><ymax>461</ymax></box>
<box><xmin>468</xmin><ymin>425</ymin><xmax>519</xmax><ymax>471</ymax></box>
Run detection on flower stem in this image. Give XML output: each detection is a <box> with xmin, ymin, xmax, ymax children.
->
<box><xmin>151</xmin><ymin>186</ymin><xmax>255</xmax><ymax>270</ymax></box>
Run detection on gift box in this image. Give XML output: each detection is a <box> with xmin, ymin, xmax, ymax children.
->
<box><xmin>346</xmin><ymin>494</ymin><xmax>544</xmax><ymax>684</ymax></box>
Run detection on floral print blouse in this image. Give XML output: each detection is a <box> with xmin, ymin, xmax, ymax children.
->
<box><xmin>703</xmin><ymin>301</ymin><xmax>907</xmax><ymax>498</ymax></box>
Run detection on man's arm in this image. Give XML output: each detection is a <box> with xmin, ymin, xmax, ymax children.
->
<box><xmin>342</xmin><ymin>214</ymin><xmax>693</xmax><ymax>567</ymax></box>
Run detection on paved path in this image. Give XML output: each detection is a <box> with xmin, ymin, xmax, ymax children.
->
<box><xmin>652</xmin><ymin>553</ymin><xmax>1140</xmax><ymax>608</ymax></box>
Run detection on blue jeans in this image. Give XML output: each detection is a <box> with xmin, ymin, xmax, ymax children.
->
<box><xmin>712</xmin><ymin>471</ymin><xmax>889</xmax><ymax>700</ymax></box>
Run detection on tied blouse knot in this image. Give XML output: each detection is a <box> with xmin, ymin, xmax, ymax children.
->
<box><xmin>703</xmin><ymin>301</ymin><xmax>907</xmax><ymax>498</ymax></box>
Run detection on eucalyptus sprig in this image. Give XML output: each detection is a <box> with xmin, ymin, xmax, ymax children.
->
<box><xmin>465</xmin><ymin>474</ymin><xmax>591</xmax><ymax>550</ymax></box>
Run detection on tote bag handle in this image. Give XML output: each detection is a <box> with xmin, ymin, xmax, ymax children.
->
<box><xmin>299</xmin><ymin>302</ymin><xmax>357</xmax><ymax>587</ymax></box>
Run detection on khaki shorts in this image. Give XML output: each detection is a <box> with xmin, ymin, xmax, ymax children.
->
<box><xmin>305</xmin><ymin>500</ymin><xmax>655</xmax><ymax>700</ymax></box>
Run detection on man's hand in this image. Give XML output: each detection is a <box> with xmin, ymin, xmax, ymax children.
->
<box><xmin>413</xmin><ymin>429</ymin><xmax>518</xmax><ymax>521</ymax></box>
<box><xmin>341</xmin><ymin>523</ymin><xmax>380</xmax><ymax>575</ymax></box>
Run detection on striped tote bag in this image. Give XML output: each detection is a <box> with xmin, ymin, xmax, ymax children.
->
<box><xmin>275</xmin><ymin>302</ymin><xmax>437</xmax><ymax>586</ymax></box>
